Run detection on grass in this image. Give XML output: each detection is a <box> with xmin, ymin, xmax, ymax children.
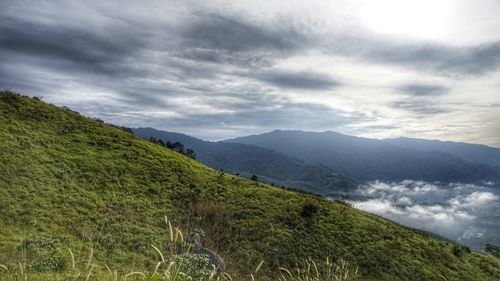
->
<box><xmin>0</xmin><ymin>217</ymin><xmax>356</xmax><ymax>281</ymax></box>
<box><xmin>0</xmin><ymin>90</ymin><xmax>499</xmax><ymax>280</ymax></box>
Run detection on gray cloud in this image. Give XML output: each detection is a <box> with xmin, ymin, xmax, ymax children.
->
<box><xmin>182</xmin><ymin>14</ymin><xmax>305</xmax><ymax>53</ymax></box>
<box><xmin>258</xmin><ymin>70</ymin><xmax>341</xmax><ymax>90</ymax></box>
<box><xmin>99</xmin><ymin>92</ymin><xmax>369</xmax><ymax>140</ymax></box>
<box><xmin>323</xmin><ymin>35</ymin><xmax>500</xmax><ymax>76</ymax></box>
<box><xmin>398</xmin><ymin>84</ymin><xmax>449</xmax><ymax>96</ymax></box>
<box><xmin>372</xmin><ymin>42</ymin><xmax>500</xmax><ymax>76</ymax></box>
<box><xmin>391</xmin><ymin>83</ymin><xmax>450</xmax><ymax>116</ymax></box>
<box><xmin>0</xmin><ymin>16</ymin><xmax>149</xmax><ymax>76</ymax></box>
<box><xmin>391</xmin><ymin>99</ymin><xmax>450</xmax><ymax>116</ymax></box>
<box><xmin>174</xmin><ymin>13</ymin><xmax>308</xmax><ymax>68</ymax></box>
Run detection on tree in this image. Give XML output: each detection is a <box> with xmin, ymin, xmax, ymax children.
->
<box><xmin>185</xmin><ymin>148</ymin><xmax>196</xmax><ymax>159</ymax></box>
<box><xmin>171</xmin><ymin>142</ymin><xmax>185</xmax><ymax>153</ymax></box>
<box><xmin>166</xmin><ymin>141</ymin><xmax>174</xmax><ymax>149</ymax></box>
<box><xmin>484</xmin><ymin>244</ymin><xmax>499</xmax><ymax>258</ymax></box>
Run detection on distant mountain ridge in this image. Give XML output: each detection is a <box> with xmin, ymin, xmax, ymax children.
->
<box><xmin>229</xmin><ymin>130</ymin><xmax>500</xmax><ymax>185</ymax></box>
<box><xmin>385</xmin><ymin>137</ymin><xmax>500</xmax><ymax>167</ymax></box>
<box><xmin>133</xmin><ymin>127</ymin><xmax>356</xmax><ymax>196</ymax></box>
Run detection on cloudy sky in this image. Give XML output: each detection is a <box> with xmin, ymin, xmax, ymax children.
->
<box><xmin>1</xmin><ymin>0</ymin><xmax>499</xmax><ymax>145</ymax></box>
<box><xmin>351</xmin><ymin>180</ymin><xmax>500</xmax><ymax>250</ymax></box>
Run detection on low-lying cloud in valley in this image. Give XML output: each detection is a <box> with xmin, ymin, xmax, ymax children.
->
<box><xmin>350</xmin><ymin>180</ymin><xmax>500</xmax><ymax>251</ymax></box>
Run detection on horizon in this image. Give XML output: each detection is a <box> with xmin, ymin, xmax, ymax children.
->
<box><xmin>136</xmin><ymin>125</ymin><xmax>500</xmax><ymax>149</ymax></box>
<box><xmin>1</xmin><ymin>0</ymin><xmax>499</xmax><ymax>146</ymax></box>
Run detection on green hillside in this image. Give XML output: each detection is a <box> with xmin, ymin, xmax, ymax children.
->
<box><xmin>0</xmin><ymin>91</ymin><xmax>499</xmax><ymax>280</ymax></box>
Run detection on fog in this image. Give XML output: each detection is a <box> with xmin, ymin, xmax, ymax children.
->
<box><xmin>349</xmin><ymin>180</ymin><xmax>500</xmax><ymax>251</ymax></box>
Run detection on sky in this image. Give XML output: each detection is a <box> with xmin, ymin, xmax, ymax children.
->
<box><xmin>1</xmin><ymin>0</ymin><xmax>499</xmax><ymax>146</ymax></box>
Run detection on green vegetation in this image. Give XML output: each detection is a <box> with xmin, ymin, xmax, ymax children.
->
<box><xmin>133</xmin><ymin>127</ymin><xmax>356</xmax><ymax>198</ymax></box>
<box><xmin>485</xmin><ymin>244</ymin><xmax>500</xmax><ymax>259</ymax></box>
<box><xmin>147</xmin><ymin>137</ymin><xmax>196</xmax><ymax>160</ymax></box>
<box><xmin>0</xmin><ymin>91</ymin><xmax>499</xmax><ymax>280</ymax></box>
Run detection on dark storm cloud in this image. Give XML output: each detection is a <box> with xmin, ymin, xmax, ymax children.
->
<box><xmin>258</xmin><ymin>71</ymin><xmax>341</xmax><ymax>90</ymax></box>
<box><xmin>398</xmin><ymin>84</ymin><xmax>449</xmax><ymax>96</ymax></box>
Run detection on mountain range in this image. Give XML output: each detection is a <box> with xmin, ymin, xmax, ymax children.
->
<box><xmin>134</xmin><ymin>128</ymin><xmax>500</xmax><ymax>192</ymax></box>
<box><xmin>230</xmin><ymin>130</ymin><xmax>500</xmax><ymax>185</ymax></box>
<box><xmin>385</xmin><ymin>137</ymin><xmax>500</xmax><ymax>167</ymax></box>
<box><xmin>133</xmin><ymin>127</ymin><xmax>356</xmax><ymax>197</ymax></box>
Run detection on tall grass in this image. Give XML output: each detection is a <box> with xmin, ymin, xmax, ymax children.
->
<box><xmin>278</xmin><ymin>258</ymin><xmax>356</xmax><ymax>281</ymax></box>
<box><xmin>0</xmin><ymin>217</ymin><xmax>357</xmax><ymax>281</ymax></box>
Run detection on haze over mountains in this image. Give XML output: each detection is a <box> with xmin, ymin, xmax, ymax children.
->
<box><xmin>385</xmin><ymin>137</ymin><xmax>500</xmax><ymax>167</ymax></box>
<box><xmin>230</xmin><ymin>130</ymin><xmax>500</xmax><ymax>185</ymax></box>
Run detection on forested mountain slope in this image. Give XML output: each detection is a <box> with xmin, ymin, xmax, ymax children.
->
<box><xmin>230</xmin><ymin>130</ymin><xmax>500</xmax><ymax>184</ymax></box>
<box><xmin>134</xmin><ymin>127</ymin><xmax>355</xmax><ymax>196</ymax></box>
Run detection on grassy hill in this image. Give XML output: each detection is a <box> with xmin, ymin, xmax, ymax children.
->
<box><xmin>0</xmin><ymin>91</ymin><xmax>499</xmax><ymax>280</ymax></box>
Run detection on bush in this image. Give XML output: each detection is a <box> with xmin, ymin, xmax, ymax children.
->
<box><xmin>165</xmin><ymin>254</ymin><xmax>212</xmax><ymax>280</ymax></box>
<box><xmin>301</xmin><ymin>203</ymin><xmax>318</xmax><ymax>219</ymax></box>
<box><xmin>452</xmin><ymin>244</ymin><xmax>470</xmax><ymax>258</ymax></box>
<box><xmin>485</xmin><ymin>244</ymin><xmax>500</xmax><ymax>258</ymax></box>
<box><xmin>19</xmin><ymin>237</ymin><xmax>67</xmax><ymax>272</ymax></box>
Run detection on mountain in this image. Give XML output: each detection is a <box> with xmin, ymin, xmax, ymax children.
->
<box><xmin>385</xmin><ymin>137</ymin><xmax>500</xmax><ymax>167</ymax></box>
<box><xmin>133</xmin><ymin>127</ymin><xmax>356</xmax><ymax>196</ymax></box>
<box><xmin>2</xmin><ymin>91</ymin><xmax>499</xmax><ymax>280</ymax></box>
<box><xmin>229</xmin><ymin>130</ymin><xmax>500</xmax><ymax>184</ymax></box>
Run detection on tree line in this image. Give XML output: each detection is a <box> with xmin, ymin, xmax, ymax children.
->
<box><xmin>148</xmin><ymin>137</ymin><xmax>196</xmax><ymax>159</ymax></box>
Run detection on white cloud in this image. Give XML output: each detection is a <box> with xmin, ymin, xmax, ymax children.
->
<box><xmin>450</xmin><ymin>191</ymin><xmax>499</xmax><ymax>208</ymax></box>
<box><xmin>354</xmin><ymin>199</ymin><xmax>405</xmax><ymax>215</ymax></box>
<box><xmin>350</xmin><ymin>180</ymin><xmax>500</xmax><ymax>249</ymax></box>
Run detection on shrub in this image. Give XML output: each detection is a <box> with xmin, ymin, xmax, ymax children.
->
<box><xmin>164</xmin><ymin>254</ymin><xmax>212</xmax><ymax>280</ymax></box>
<box><xmin>485</xmin><ymin>244</ymin><xmax>500</xmax><ymax>258</ymax></box>
<box><xmin>301</xmin><ymin>203</ymin><xmax>318</xmax><ymax>219</ymax></box>
<box><xmin>452</xmin><ymin>244</ymin><xmax>470</xmax><ymax>258</ymax></box>
<box><xmin>19</xmin><ymin>237</ymin><xmax>67</xmax><ymax>273</ymax></box>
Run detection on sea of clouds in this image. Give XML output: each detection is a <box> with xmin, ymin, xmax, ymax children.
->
<box><xmin>349</xmin><ymin>180</ymin><xmax>500</xmax><ymax>251</ymax></box>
